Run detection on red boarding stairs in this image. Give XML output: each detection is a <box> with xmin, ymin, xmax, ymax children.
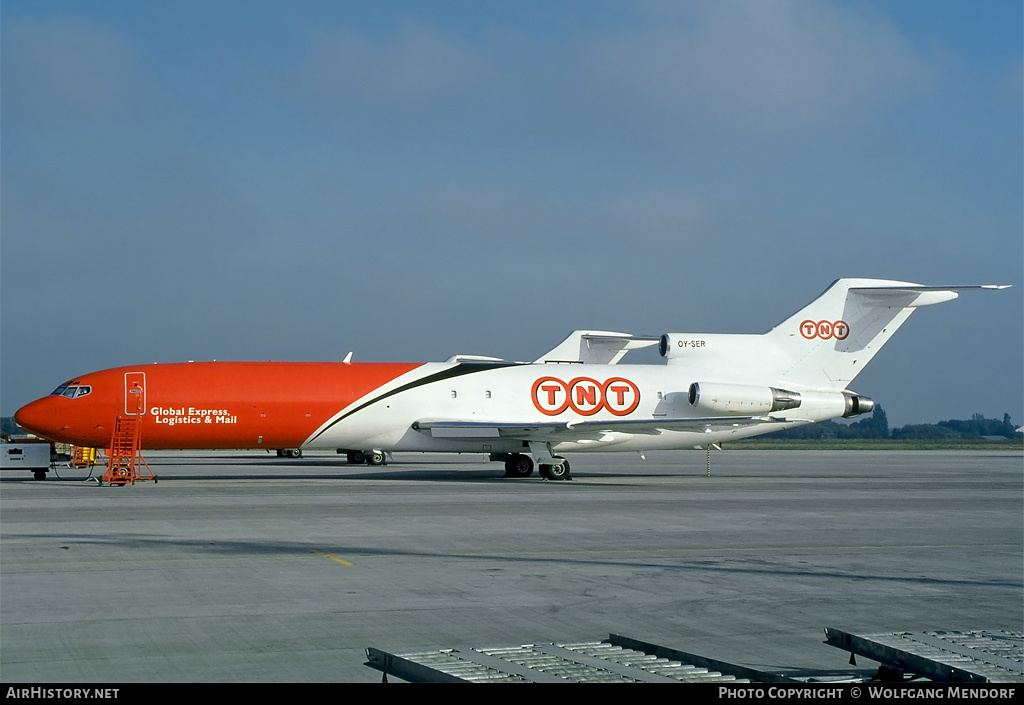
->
<box><xmin>102</xmin><ymin>398</ymin><xmax>156</xmax><ymax>486</ymax></box>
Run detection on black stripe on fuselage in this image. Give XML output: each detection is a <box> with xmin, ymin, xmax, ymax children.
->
<box><xmin>307</xmin><ymin>361</ymin><xmax>519</xmax><ymax>443</ymax></box>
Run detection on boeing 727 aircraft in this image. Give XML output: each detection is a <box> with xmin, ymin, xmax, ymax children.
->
<box><xmin>14</xmin><ymin>279</ymin><xmax>1008</xmax><ymax>480</ymax></box>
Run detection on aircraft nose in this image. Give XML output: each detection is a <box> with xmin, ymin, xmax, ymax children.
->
<box><xmin>14</xmin><ymin>397</ymin><xmax>61</xmax><ymax>439</ymax></box>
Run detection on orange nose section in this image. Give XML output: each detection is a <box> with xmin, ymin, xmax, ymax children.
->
<box><xmin>14</xmin><ymin>397</ymin><xmax>61</xmax><ymax>440</ymax></box>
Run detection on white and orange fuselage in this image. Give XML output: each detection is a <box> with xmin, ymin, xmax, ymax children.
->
<box><xmin>15</xmin><ymin>360</ymin><xmax>796</xmax><ymax>455</ymax></box>
<box><xmin>14</xmin><ymin>279</ymin><xmax>1008</xmax><ymax>468</ymax></box>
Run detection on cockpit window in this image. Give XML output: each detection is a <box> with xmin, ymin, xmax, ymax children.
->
<box><xmin>51</xmin><ymin>385</ymin><xmax>91</xmax><ymax>399</ymax></box>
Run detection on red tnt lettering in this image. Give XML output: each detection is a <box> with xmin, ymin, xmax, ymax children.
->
<box><xmin>533</xmin><ymin>376</ymin><xmax>639</xmax><ymax>416</ymax></box>
<box><xmin>608</xmin><ymin>385</ymin><xmax>629</xmax><ymax>406</ymax></box>
<box><xmin>603</xmin><ymin>377</ymin><xmax>641</xmax><ymax>415</ymax></box>
<box><xmin>575</xmin><ymin>385</ymin><xmax>597</xmax><ymax>406</ymax></box>
<box><xmin>532</xmin><ymin>376</ymin><xmax>570</xmax><ymax>415</ymax></box>
<box><xmin>568</xmin><ymin>377</ymin><xmax>603</xmax><ymax>415</ymax></box>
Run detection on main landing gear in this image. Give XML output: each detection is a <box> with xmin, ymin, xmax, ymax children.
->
<box><xmin>539</xmin><ymin>458</ymin><xmax>570</xmax><ymax>481</ymax></box>
<box><xmin>342</xmin><ymin>450</ymin><xmax>386</xmax><ymax>466</ymax></box>
<box><xmin>504</xmin><ymin>453</ymin><xmax>534</xmax><ymax>478</ymax></box>
<box><xmin>502</xmin><ymin>453</ymin><xmax>571</xmax><ymax>481</ymax></box>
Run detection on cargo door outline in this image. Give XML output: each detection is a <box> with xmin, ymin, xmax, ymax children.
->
<box><xmin>124</xmin><ymin>372</ymin><xmax>146</xmax><ymax>415</ymax></box>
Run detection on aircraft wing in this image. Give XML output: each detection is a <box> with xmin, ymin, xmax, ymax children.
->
<box><xmin>412</xmin><ymin>416</ymin><xmax>791</xmax><ymax>442</ymax></box>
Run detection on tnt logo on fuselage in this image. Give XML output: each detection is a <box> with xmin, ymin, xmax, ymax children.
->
<box><xmin>532</xmin><ymin>376</ymin><xmax>640</xmax><ymax>416</ymax></box>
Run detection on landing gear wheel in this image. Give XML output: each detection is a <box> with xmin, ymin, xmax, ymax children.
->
<box><xmin>367</xmin><ymin>451</ymin><xmax>386</xmax><ymax>466</ymax></box>
<box><xmin>347</xmin><ymin>451</ymin><xmax>366</xmax><ymax>465</ymax></box>
<box><xmin>541</xmin><ymin>459</ymin><xmax>571</xmax><ymax>481</ymax></box>
<box><xmin>504</xmin><ymin>453</ymin><xmax>534</xmax><ymax>478</ymax></box>
<box><xmin>289</xmin><ymin>449</ymin><xmax>303</xmax><ymax>459</ymax></box>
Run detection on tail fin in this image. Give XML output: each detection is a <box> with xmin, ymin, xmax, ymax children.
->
<box><xmin>766</xmin><ymin>278</ymin><xmax>1008</xmax><ymax>389</ymax></box>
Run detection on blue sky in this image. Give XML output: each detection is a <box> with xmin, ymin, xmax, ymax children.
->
<box><xmin>2</xmin><ymin>0</ymin><xmax>1021</xmax><ymax>427</ymax></box>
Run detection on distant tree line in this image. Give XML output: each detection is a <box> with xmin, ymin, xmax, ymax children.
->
<box><xmin>764</xmin><ymin>407</ymin><xmax>1019</xmax><ymax>440</ymax></box>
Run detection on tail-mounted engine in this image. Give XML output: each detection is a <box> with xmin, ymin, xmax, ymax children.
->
<box><xmin>687</xmin><ymin>382</ymin><xmax>874</xmax><ymax>418</ymax></box>
<box><xmin>687</xmin><ymin>382</ymin><xmax>801</xmax><ymax>415</ymax></box>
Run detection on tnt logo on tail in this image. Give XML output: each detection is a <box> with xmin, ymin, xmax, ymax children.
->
<box><xmin>800</xmin><ymin>319</ymin><xmax>849</xmax><ymax>340</ymax></box>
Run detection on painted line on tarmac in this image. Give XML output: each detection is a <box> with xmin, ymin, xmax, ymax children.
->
<box><xmin>311</xmin><ymin>549</ymin><xmax>353</xmax><ymax>566</ymax></box>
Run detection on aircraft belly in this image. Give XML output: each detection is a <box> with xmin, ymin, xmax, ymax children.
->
<box><xmin>551</xmin><ymin>421</ymin><xmax>786</xmax><ymax>453</ymax></box>
<box><xmin>309</xmin><ymin>421</ymin><xmax>524</xmax><ymax>454</ymax></box>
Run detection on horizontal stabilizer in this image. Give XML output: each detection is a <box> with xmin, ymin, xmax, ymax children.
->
<box><xmin>847</xmin><ymin>283</ymin><xmax>1011</xmax><ymax>307</ymax></box>
<box><xmin>850</xmin><ymin>284</ymin><xmax>1010</xmax><ymax>293</ymax></box>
